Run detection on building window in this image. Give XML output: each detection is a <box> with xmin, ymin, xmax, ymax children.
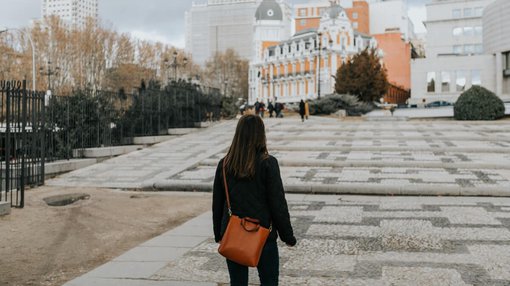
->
<box><xmin>463</xmin><ymin>27</ymin><xmax>474</xmax><ymax>36</ymax></box>
<box><xmin>471</xmin><ymin>70</ymin><xmax>481</xmax><ymax>86</ymax></box>
<box><xmin>474</xmin><ymin>7</ymin><xmax>483</xmax><ymax>17</ymax></box>
<box><xmin>464</xmin><ymin>44</ymin><xmax>475</xmax><ymax>54</ymax></box>
<box><xmin>504</xmin><ymin>51</ymin><xmax>510</xmax><ymax>70</ymax></box>
<box><xmin>453</xmin><ymin>45</ymin><xmax>463</xmax><ymax>54</ymax></box>
<box><xmin>299</xmin><ymin>8</ymin><xmax>307</xmax><ymax>17</ymax></box>
<box><xmin>353</xmin><ymin>22</ymin><xmax>358</xmax><ymax>29</ymax></box>
<box><xmin>475</xmin><ymin>44</ymin><xmax>483</xmax><ymax>54</ymax></box>
<box><xmin>452</xmin><ymin>9</ymin><xmax>461</xmax><ymax>18</ymax></box>
<box><xmin>456</xmin><ymin>71</ymin><xmax>467</xmax><ymax>91</ymax></box>
<box><xmin>464</xmin><ymin>8</ymin><xmax>473</xmax><ymax>17</ymax></box>
<box><xmin>441</xmin><ymin>71</ymin><xmax>451</xmax><ymax>92</ymax></box>
<box><xmin>474</xmin><ymin>26</ymin><xmax>483</xmax><ymax>36</ymax></box>
<box><xmin>453</xmin><ymin>27</ymin><xmax>463</xmax><ymax>37</ymax></box>
<box><xmin>352</xmin><ymin>12</ymin><xmax>358</xmax><ymax>19</ymax></box>
<box><xmin>427</xmin><ymin>72</ymin><xmax>436</xmax><ymax>93</ymax></box>
<box><xmin>300</xmin><ymin>19</ymin><xmax>307</xmax><ymax>26</ymax></box>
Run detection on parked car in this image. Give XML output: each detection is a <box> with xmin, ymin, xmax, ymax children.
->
<box><xmin>425</xmin><ymin>101</ymin><xmax>453</xmax><ymax>108</ymax></box>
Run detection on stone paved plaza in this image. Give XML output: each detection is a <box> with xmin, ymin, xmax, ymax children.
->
<box><xmin>48</xmin><ymin>117</ymin><xmax>510</xmax><ymax>196</ymax></box>
<box><xmin>66</xmin><ymin>195</ymin><xmax>510</xmax><ymax>286</ymax></box>
<box><xmin>53</xmin><ymin>116</ymin><xmax>510</xmax><ymax>285</ymax></box>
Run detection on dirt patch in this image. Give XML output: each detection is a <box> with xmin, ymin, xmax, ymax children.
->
<box><xmin>0</xmin><ymin>186</ymin><xmax>211</xmax><ymax>286</ymax></box>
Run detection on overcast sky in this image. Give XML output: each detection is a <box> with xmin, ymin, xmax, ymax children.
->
<box><xmin>1</xmin><ymin>0</ymin><xmax>427</xmax><ymax>48</ymax></box>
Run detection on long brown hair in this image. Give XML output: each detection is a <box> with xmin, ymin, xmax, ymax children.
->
<box><xmin>224</xmin><ymin>114</ymin><xmax>269</xmax><ymax>179</ymax></box>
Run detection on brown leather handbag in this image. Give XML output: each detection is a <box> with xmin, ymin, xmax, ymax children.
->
<box><xmin>218</xmin><ymin>161</ymin><xmax>271</xmax><ymax>267</ymax></box>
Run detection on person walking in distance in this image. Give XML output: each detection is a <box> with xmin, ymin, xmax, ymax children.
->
<box><xmin>299</xmin><ymin>99</ymin><xmax>306</xmax><ymax>122</ymax></box>
<box><xmin>254</xmin><ymin>100</ymin><xmax>261</xmax><ymax>116</ymax></box>
<box><xmin>268</xmin><ymin>101</ymin><xmax>275</xmax><ymax>118</ymax></box>
<box><xmin>213</xmin><ymin>115</ymin><xmax>297</xmax><ymax>286</ymax></box>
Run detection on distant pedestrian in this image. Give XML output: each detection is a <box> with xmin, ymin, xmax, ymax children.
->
<box><xmin>259</xmin><ymin>102</ymin><xmax>265</xmax><ymax>118</ymax></box>
<box><xmin>268</xmin><ymin>102</ymin><xmax>274</xmax><ymax>118</ymax></box>
<box><xmin>299</xmin><ymin>100</ymin><xmax>305</xmax><ymax>122</ymax></box>
<box><xmin>254</xmin><ymin>100</ymin><xmax>261</xmax><ymax>115</ymax></box>
<box><xmin>304</xmin><ymin>100</ymin><xmax>310</xmax><ymax>120</ymax></box>
<box><xmin>275</xmin><ymin>102</ymin><xmax>284</xmax><ymax>118</ymax></box>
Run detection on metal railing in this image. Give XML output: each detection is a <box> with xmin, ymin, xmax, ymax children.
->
<box><xmin>0</xmin><ymin>80</ymin><xmax>46</xmax><ymax>208</ymax></box>
<box><xmin>46</xmin><ymin>81</ymin><xmax>222</xmax><ymax>162</ymax></box>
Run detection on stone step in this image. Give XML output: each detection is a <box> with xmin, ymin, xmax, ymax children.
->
<box><xmin>199</xmin><ymin>158</ymin><xmax>510</xmax><ymax>170</ymax></box>
<box><xmin>363</xmin><ymin>116</ymin><xmax>409</xmax><ymax>121</ymax></box>
<box><xmin>266</xmin><ymin>135</ymin><xmax>510</xmax><ymax>142</ymax></box>
<box><xmin>133</xmin><ymin>135</ymin><xmax>175</xmax><ymax>145</ymax></box>
<box><xmin>270</xmin><ymin>145</ymin><xmax>510</xmax><ymax>154</ymax></box>
<box><xmin>73</xmin><ymin>145</ymin><xmax>144</xmax><ymax>158</ymax></box>
<box><xmin>144</xmin><ymin>181</ymin><xmax>509</xmax><ymax>197</ymax></box>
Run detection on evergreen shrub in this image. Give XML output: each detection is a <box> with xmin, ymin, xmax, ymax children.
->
<box><xmin>309</xmin><ymin>93</ymin><xmax>374</xmax><ymax>116</ymax></box>
<box><xmin>454</xmin><ymin>86</ymin><xmax>505</xmax><ymax>120</ymax></box>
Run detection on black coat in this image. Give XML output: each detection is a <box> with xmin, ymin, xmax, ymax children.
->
<box><xmin>299</xmin><ymin>101</ymin><xmax>305</xmax><ymax>115</ymax></box>
<box><xmin>212</xmin><ymin>155</ymin><xmax>296</xmax><ymax>246</ymax></box>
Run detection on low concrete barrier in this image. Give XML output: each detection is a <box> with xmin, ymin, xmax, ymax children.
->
<box><xmin>45</xmin><ymin>159</ymin><xmax>97</xmax><ymax>177</ymax></box>
<box><xmin>167</xmin><ymin>128</ymin><xmax>198</xmax><ymax>135</ymax></box>
<box><xmin>73</xmin><ymin>145</ymin><xmax>143</xmax><ymax>158</ymax></box>
<box><xmin>133</xmin><ymin>136</ymin><xmax>175</xmax><ymax>145</ymax></box>
<box><xmin>0</xmin><ymin>201</ymin><xmax>10</xmax><ymax>216</ymax></box>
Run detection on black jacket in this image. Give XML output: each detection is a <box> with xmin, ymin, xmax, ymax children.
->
<box><xmin>212</xmin><ymin>155</ymin><xmax>296</xmax><ymax>246</ymax></box>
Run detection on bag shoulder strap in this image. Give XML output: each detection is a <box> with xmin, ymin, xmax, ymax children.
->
<box><xmin>222</xmin><ymin>159</ymin><xmax>232</xmax><ymax>216</ymax></box>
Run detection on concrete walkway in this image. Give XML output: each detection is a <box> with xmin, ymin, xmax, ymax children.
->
<box><xmin>65</xmin><ymin>194</ymin><xmax>510</xmax><ymax>286</ymax></box>
<box><xmin>48</xmin><ymin>117</ymin><xmax>510</xmax><ymax>196</ymax></box>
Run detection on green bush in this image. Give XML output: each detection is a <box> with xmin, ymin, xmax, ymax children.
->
<box><xmin>309</xmin><ymin>93</ymin><xmax>374</xmax><ymax>116</ymax></box>
<box><xmin>221</xmin><ymin>96</ymin><xmax>239</xmax><ymax>119</ymax></box>
<box><xmin>454</xmin><ymin>86</ymin><xmax>505</xmax><ymax>120</ymax></box>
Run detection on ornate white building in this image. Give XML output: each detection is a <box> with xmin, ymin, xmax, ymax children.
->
<box><xmin>249</xmin><ymin>1</ymin><xmax>378</xmax><ymax>104</ymax></box>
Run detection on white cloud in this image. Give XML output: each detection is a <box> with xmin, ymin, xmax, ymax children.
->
<box><xmin>129</xmin><ymin>30</ymin><xmax>184</xmax><ymax>48</ymax></box>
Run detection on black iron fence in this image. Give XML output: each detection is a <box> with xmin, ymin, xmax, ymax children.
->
<box><xmin>0</xmin><ymin>80</ymin><xmax>222</xmax><ymax>208</ymax></box>
<box><xmin>0</xmin><ymin>80</ymin><xmax>46</xmax><ymax>208</ymax></box>
<box><xmin>46</xmin><ymin>81</ymin><xmax>222</xmax><ymax>162</ymax></box>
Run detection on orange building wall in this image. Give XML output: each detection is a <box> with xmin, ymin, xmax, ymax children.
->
<box><xmin>295</xmin><ymin>1</ymin><xmax>369</xmax><ymax>34</ymax></box>
<box><xmin>374</xmin><ymin>33</ymin><xmax>411</xmax><ymax>90</ymax></box>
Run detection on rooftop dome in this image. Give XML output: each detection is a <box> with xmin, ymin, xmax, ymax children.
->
<box><xmin>255</xmin><ymin>0</ymin><xmax>283</xmax><ymax>21</ymax></box>
<box><xmin>328</xmin><ymin>1</ymin><xmax>345</xmax><ymax>20</ymax></box>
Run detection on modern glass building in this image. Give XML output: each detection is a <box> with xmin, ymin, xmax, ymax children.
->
<box><xmin>185</xmin><ymin>0</ymin><xmax>262</xmax><ymax>65</ymax></box>
<box><xmin>41</xmin><ymin>0</ymin><xmax>99</xmax><ymax>27</ymax></box>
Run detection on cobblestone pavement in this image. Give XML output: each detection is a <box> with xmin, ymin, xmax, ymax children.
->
<box><xmin>49</xmin><ymin>117</ymin><xmax>510</xmax><ymax>196</ymax></box>
<box><xmin>67</xmin><ymin>195</ymin><xmax>510</xmax><ymax>286</ymax></box>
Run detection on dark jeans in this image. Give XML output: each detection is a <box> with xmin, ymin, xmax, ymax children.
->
<box><xmin>226</xmin><ymin>239</ymin><xmax>279</xmax><ymax>286</ymax></box>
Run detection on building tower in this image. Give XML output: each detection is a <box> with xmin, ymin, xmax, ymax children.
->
<box><xmin>185</xmin><ymin>0</ymin><xmax>261</xmax><ymax>66</ymax></box>
<box><xmin>41</xmin><ymin>0</ymin><xmax>99</xmax><ymax>28</ymax></box>
<box><xmin>250</xmin><ymin>0</ymin><xmax>292</xmax><ymax>102</ymax></box>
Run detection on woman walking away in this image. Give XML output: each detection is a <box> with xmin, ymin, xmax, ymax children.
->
<box><xmin>299</xmin><ymin>100</ymin><xmax>305</xmax><ymax>122</ymax></box>
<box><xmin>213</xmin><ymin>115</ymin><xmax>296</xmax><ymax>286</ymax></box>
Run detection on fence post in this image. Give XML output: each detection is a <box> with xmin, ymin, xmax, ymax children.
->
<box><xmin>19</xmin><ymin>80</ymin><xmax>27</xmax><ymax>208</ymax></box>
<box><xmin>5</xmin><ymin>82</ymin><xmax>12</xmax><ymax>193</ymax></box>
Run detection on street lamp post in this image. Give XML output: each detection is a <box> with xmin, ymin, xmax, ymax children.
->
<box><xmin>0</xmin><ymin>28</ymin><xmax>37</xmax><ymax>91</ymax></box>
<box><xmin>317</xmin><ymin>32</ymin><xmax>322</xmax><ymax>100</ymax></box>
<box><xmin>165</xmin><ymin>51</ymin><xmax>188</xmax><ymax>83</ymax></box>
<box><xmin>40</xmin><ymin>61</ymin><xmax>60</xmax><ymax>91</ymax></box>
